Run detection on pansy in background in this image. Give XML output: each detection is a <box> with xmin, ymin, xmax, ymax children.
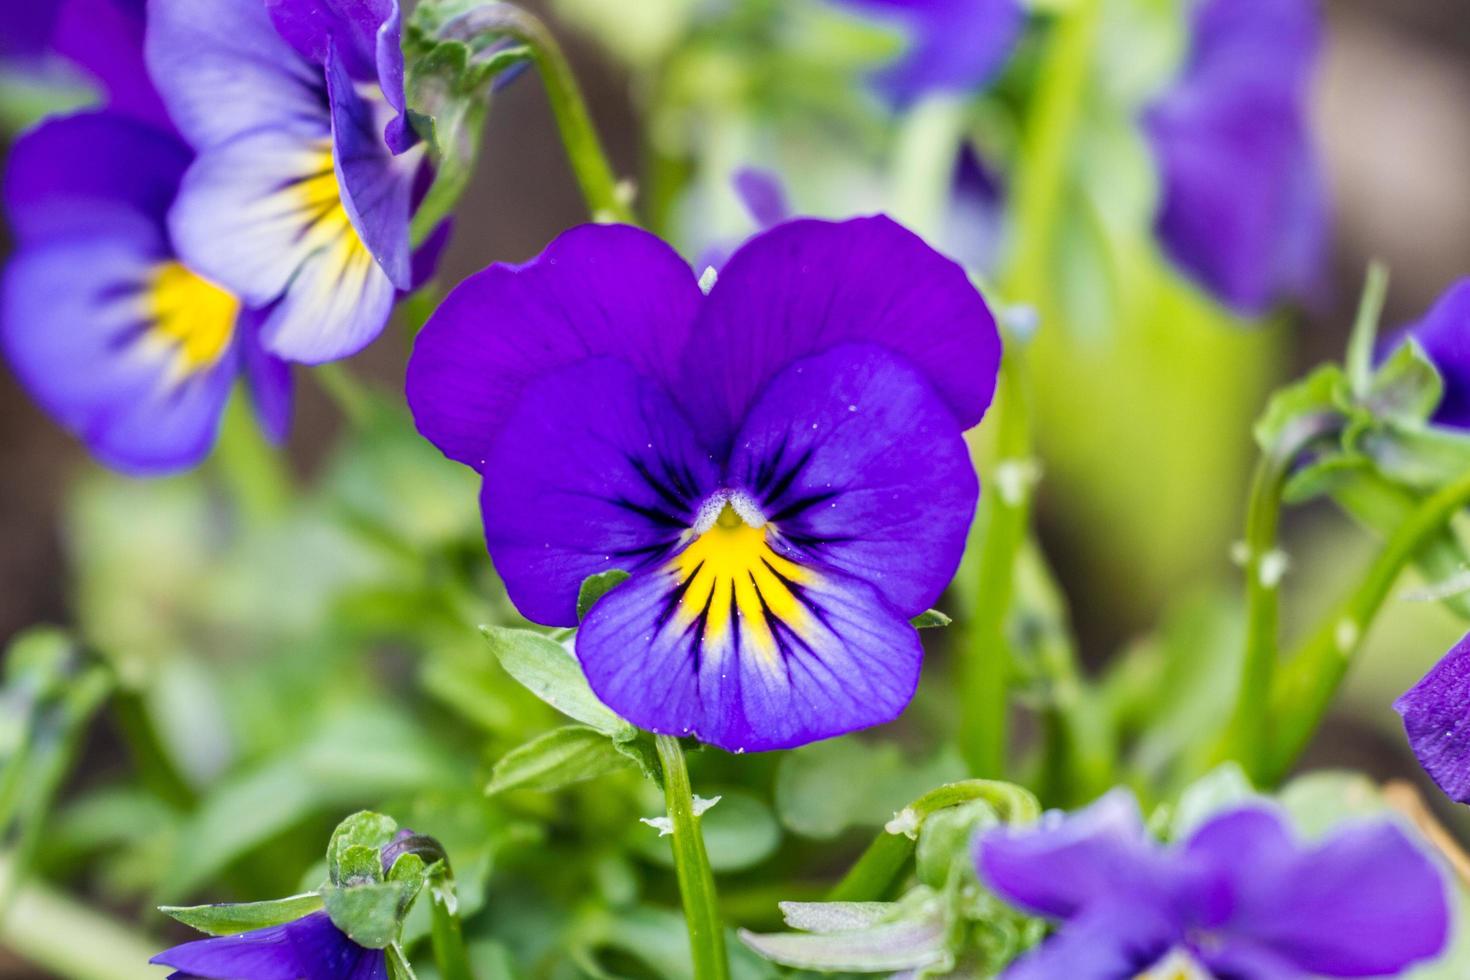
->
<box><xmin>1</xmin><ymin>2</ymin><xmax>290</xmax><ymax>474</ymax></box>
<box><xmin>151</xmin><ymin>910</ymin><xmax>386</xmax><ymax>980</ymax></box>
<box><xmin>977</xmin><ymin>791</ymin><xmax>1448</xmax><ymax>978</ymax></box>
<box><xmin>408</xmin><ymin>216</ymin><xmax>999</xmax><ymax>751</ymax></box>
<box><xmin>145</xmin><ymin>0</ymin><xmax>429</xmax><ymax>364</ymax></box>
<box><xmin>830</xmin><ymin>0</ymin><xmax>1025</xmax><ymax>105</ymax></box>
<box><xmin>1397</xmin><ymin>629</ymin><xmax>1470</xmax><ymax>804</ymax></box>
<box><xmin>1143</xmin><ymin>0</ymin><xmax>1328</xmax><ymax>316</ymax></box>
<box><xmin>1392</xmin><ymin>279</ymin><xmax>1470</xmax><ymax>431</ymax></box>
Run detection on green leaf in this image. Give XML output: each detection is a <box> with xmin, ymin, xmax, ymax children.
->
<box><xmin>485</xmin><ymin>725</ymin><xmax>636</xmax><ymax>796</ymax></box>
<box><xmin>914</xmin><ymin>799</ymin><xmax>996</xmax><ymax>890</ymax></box>
<box><xmin>1365</xmin><ymin>337</ymin><xmax>1443</xmax><ymax>425</ymax></box>
<box><xmin>1281</xmin><ymin>454</ymin><xmax>1369</xmax><ymax>505</ymax></box>
<box><xmin>160</xmin><ymin>893</ymin><xmax>324</xmax><ymax>937</ymax></box>
<box><xmin>1168</xmin><ymin>762</ymin><xmax>1256</xmax><ymax>840</ymax></box>
<box><xmin>1356</xmin><ymin>424</ymin><xmax>1470</xmax><ymax>491</ymax></box>
<box><xmin>480</xmin><ymin>626</ymin><xmax>632</xmax><ymax>737</ymax></box>
<box><xmin>328</xmin><ymin>812</ymin><xmax>399</xmax><ymax>887</ymax></box>
<box><xmin>577</xmin><ymin>570</ymin><xmax>631</xmax><ymax>621</ymax></box>
<box><xmin>739</xmin><ymin>895</ymin><xmax>949</xmax><ymax>972</ymax></box>
<box><xmin>910</xmin><ymin>609</ymin><xmax>952</xmax><ymax>630</ymax></box>
<box><xmin>775</xmin><ymin>739</ymin><xmax>966</xmax><ymax>839</ymax></box>
<box><xmin>1252</xmin><ymin>364</ymin><xmax>1348</xmax><ymax>460</ymax></box>
<box><xmin>322</xmin><ymin>880</ymin><xmax>414</xmax><ymax>949</ymax></box>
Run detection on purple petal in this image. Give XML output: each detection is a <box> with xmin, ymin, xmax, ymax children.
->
<box><xmin>835</xmin><ymin>0</ymin><xmax>1025</xmax><ymax>104</ymax></box>
<box><xmin>577</xmin><ymin>545</ymin><xmax>924</xmax><ymax>752</ymax></box>
<box><xmin>326</xmin><ymin>42</ymin><xmax>412</xmax><ymax>289</ymax></box>
<box><xmin>479</xmin><ymin>356</ymin><xmax>719</xmax><ymax>627</ymax></box>
<box><xmin>406</xmin><ymin>223</ymin><xmax>702</xmax><ymax>470</ymax></box>
<box><xmin>677</xmin><ymin>216</ymin><xmax>1001</xmax><ymax>454</ymax></box>
<box><xmin>0</xmin><ymin>0</ymin><xmax>60</xmax><ymax>60</ymax></box>
<box><xmin>1144</xmin><ymin>0</ymin><xmax>1327</xmax><ymax>315</ymax></box>
<box><xmin>240</xmin><ymin>308</ymin><xmax>294</xmax><ymax>443</ymax></box>
<box><xmin>1402</xmin><ymin>279</ymin><xmax>1470</xmax><ymax>430</ymax></box>
<box><xmin>732</xmin><ymin>167</ymin><xmax>791</xmax><ymax>229</ymax></box>
<box><xmin>976</xmin><ymin>790</ymin><xmax>1160</xmax><ymax>920</ymax></box>
<box><xmin>726</xmin><ymin>343</ymin><xmax>977</xmax><ymax>614</ymax></box>
<box><xmin>1398</xmin><ymin>632</ymin><xmax>1470</xmax><ymax>803</ymax></box>
<box><xmin>1218</xmin><ymin>815</ymin><xmax>1449</xmax><ymax>975</ymax></box>
<box><xmin>5</xmin><ymin>110</ymin><xmax>189</xmax><ymax>244</ymax></box>
<box><xmin>151</xmin><ymin>911</ymin><xmax>379</xmax><ymax>980</ymax></box>
<box><xmin>257</xmin><ymin>233</ymin><xmax>397</xmax><ymax>363</ymax></box>
<box><xmin>146</xmin><ymin>0</ymin><xmax>327</xmax><ymax>150</ymax></box>
<box><xmin>50</xmin><ymin>0</ymin><xmax>173</xmax><ymax>131</ymax></box>
<box><xmin>1000</xmin><ymin>908</ymin><xmax>1176</xmax><ymax>980</ymax></box>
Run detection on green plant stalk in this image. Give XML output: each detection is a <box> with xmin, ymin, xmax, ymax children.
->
<box><xmin>438</xmin><ymin>5</ymin><xmax>632</xmax><ymax>224</ymax></box>
<box><xmin>427</xmin><ymin>877</ymin><xmax>474</xmax><ymax>980</ymax></box>
<box><xmin>1264</xmin><ymin>469</ymin><xmax>1470</xmax><ymax>783</ymax></box>
<box><xmin>0</xmin><ymin>853</ymin><xmax>160</xmax><ymax>980</ymax></box>
<box><xmin>112</xmin><ymin>687</ymin><xmax>195</xmax><ymax>810</ymax></box>
<box><xmin>1344</xmin><ymin>261</ymin><xmax>1390</xmax><ymax>397</ymax></box>
<box><xmin>314</xmin><ymin>362</ymin><xmax>374</xmax><ymax>428</ymax></box>
<box><xmin>213</xmin><ymin>390</ymin><xmax>292</xmax><ymax>524</ymax></box>
<box><xmin>1221</xmin><ymin>453</ymin><xmax>1289</xmax><ymax>779</ymax></box>
<box><xmin>825</xmin><ymin>831</ymin><xmax>916</xmax><ymax>903</ymax></box>
<box><xmin>653</xmin><ymin>735</ymin><xmax>729</xmax><ymax>980</ymax></box>
<box><xmin>889</xmin><ymin>96</ymin><xmax>969</xmax><ymax>241</ymax></box>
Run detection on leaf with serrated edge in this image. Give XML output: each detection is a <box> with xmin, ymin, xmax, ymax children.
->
<box><xmin>485</xmin><ymin>725</ymin><xmax>636</xmax><ymax>796</ymax></box>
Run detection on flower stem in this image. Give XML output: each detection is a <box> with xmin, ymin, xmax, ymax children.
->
<box><xmin>437</xmin><ymin>4</ymin><xmax>633</xmax><ymax>224</ymax></box>
<box><xmin>427</xmin><ymin>878</ymin><xmax>474</xmax><ymax>980</ymax></box>
<box><xmin>313</xmin><ymin>362</ymin><xmax>373</xmax><ymax>428</ymax></box>
<box><xmin>653</xmin><ymin>735</ymin><xmax>729</xmax><ymax>980</ymax></box>
<box><xmin>213</xmin><ymin>390</ymin><xmax>292</xmax><ymax>524</ymax></box>
<box><xmin>1264</xmin><ymin>468</ymin><xmax>1470</xmax><ymax>783</ymax></box>
<box><xmin>112</xmin><ymin>687</ymin><xmax>195</xmax><ymax>810</ymax></box>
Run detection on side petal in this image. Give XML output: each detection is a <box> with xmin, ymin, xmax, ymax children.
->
<box><xmin>1402</xmin><ymin>279</ymin><xmax>1470</xmax><ymax>430</ymax></box>
<box><xmin>5</xmin><ymin>110</ymin><xmax>189</xmax><ymax>244</ymax></box>
<box><xmin>839</xmin><ymin>0</ymin><xmax>1025</xmax><ymax>104</ymax></box>
<box><xmin>327</xmin><ymin>43</ymin><xmax>412</xmax><ymax>289</ymax></box>
<box><xmin>679</xmin><ymin>216</ymin><xmax>1001</xmax><ymax>452</ymax></box>
<box><xmin>265</xmin><ymin>0</ymin><xmax>394</xmax><ymax>79</ymax></box>
<box><xmin>727</xmin><ymin>343</ymin><xmax>978</xmax><ymax>614</ymax></box>
<box><xmin>407</xmin><ymin>223</ymin><xmax>702</xmax><ymax>469</ymax></box>
<box><xmin>480</xmin><ymin>356</ymin><xmax>719</xmax><ymax>627</ymax></box>
<box><xmin>1000</xmin><ymin>908</ymin><xmax>1177</xmax><ymax>980</ymax></box>
<box><xmin>239</xmin><ymin>308</ymin><xmax>294</xmax><ymax>443</ymax></box>
<box><xmin>257</xmin><ymin>229</ymin><xmax>397</xmax><ymax>363</ymax></box>
<box><xmin>151</xmin><ymin>911</ymin><xmax>368</xmax><ymax>980</ymax></box>
<box><xmin>146</xmin><ymin>0</ymin><xmax>326</xmax><ymax>150</ymax></box>
<box><xmin>1397</xmin><ymin>632</ymin><xmax>1470</xmax><ymax>803</ymax></box>
<box><xmin>577</xmin><ymin>557</ymin><xmax>924</xmax><ymax>752</ymax></box>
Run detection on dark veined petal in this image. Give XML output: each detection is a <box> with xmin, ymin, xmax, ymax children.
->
<box><xmin>5</xmin><ymin>110</ymin><xmax>189</xmax><ymax>244</ymax></box>
<box><xmin>1198</xmin><ymin>808</ymin><xmax>1449</xmax><ymax>975</ymax></box>
<box><xmin>151</xmin><ymin>911</ymin><xmax>381</xmax><ymax>980</ymax></box>
<box><xmin>51</xmin><ymin>0</ymin><xmax>173</xmax><ymax>131</ymax></box>
<box><xmin>834</xmin><ymin>0</ymin><xmax>1025</xmax><ymax>104</ymax></box>
<box><xmin>727</xmin><ymin>343</ymin><xmax>977</xmax><ymax>614</ymax></box>
<box><xmin>168</xmin><ymin>126</ymin><xmax>396</xmax><ymax>363</ymax></box>
<box><xmin>407</xmin><ymin>223</ymin><xmax>703</xmax><ymax>470</ymax></box>
<box><xmin>1397</xmin><ymin>633</ymin><xmax>1470</xmax><ymax>803</ymax></box>
<box><xmin>480</xmin><ymin>357</ymin><xmax>720</xmax><ymax>627</ymax></box>
<box><xmin>1402</xmin><ymin>279</ymin><xmax>1470</xmax><ymax>430</ymax></box>
<box><xmin>577</xmin><ymin>550</ymin><xmax>923</xmax><ymax>753</ymax></box>
<box><xmin>146</xmin><ymin>0</ymin><xmax>326</xmax><ymax>150</ymax></box>
<box><xmin>677</xmin><ymin>216</ymin><xmax>1001</xmax><ymax>453</ymax></box>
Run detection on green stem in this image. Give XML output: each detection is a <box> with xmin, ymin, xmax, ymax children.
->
<box><xmin>1221</xmin><ymin>454</ymin><xmax>1289</xmax><ymax>778</ymax></box>
<box><xmin>439</xmin><ymin>5</ymin><xmax>633</xmax><ymax>224</ymax></box>
<box><xmin>313</xmin><ymin>362</ymin><xmax>374</xmax><ymax>428</ymax></box>
<box><xmin>1345</xmin><ymin>261</ymin><xmax>1390</xmax><ymax>397</ymax></box>
<box><xmin>888</xmin><ymin>96</ymin><xmax>968</xmax><ymax>241</ymax></box>
<box><xmin>212</xmin><ymin>391</ymin><xmax>292</xmax><ymax>524</ymax></box>
<box><xmin>427</xmin><ymin>877</ymin><xmax>474</xmax><ymax>980</ymax></box>
<box><xmin>1264</xmin><ymin>469</ymin><xmax>1470</xmax><ymax>783</ymax></box>
<box><xmin>112</xmin><ymin>688</ymin><xmax>196</xmax><ymax>810</ymax></box>
<box><xmin>0</xmin><ymin>853</ymin><xmax>160</xmax><ymax>980</ymax></box>
<box><xmin>825</xmin><ymin>832</ymin><xmax>915</xmax><ymax>903</ymax></box>
<box><xmin>653</xmin><ymin>735</ymin><xmax>728</xmax><ymax>980</ymax></box>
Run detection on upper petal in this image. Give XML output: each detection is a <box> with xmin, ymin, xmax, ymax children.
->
<box><xmin>480</xmin><ymin>356</ymin><xmax>720</xmax><ymax>627</ymax></box>
<box><xmin>407</xmin><ymin>223</ymin><xmax>703</xmax><ymax>470</ymax></box>
<box><xmin>726</xmin><ymin>343</ymin><xmax>978</xmax><ymax>614</ymax></box>
<box><xmin>51</xmin><ymin>0</ymin><xmax>173</xmax><ymax>131</ymax></box>
<box><xmin>1397</xmin><ymin>631</ymin><xmax>1470</xmax><ymax>803</ymax></box>
<box><xmin>1401</xmin><ymin>279</ymin><xmax>1470</xmax><ymax>430</ymax></box>
<box><xmin>677</xmin><ymin>216</ymin><xmax>1001</xmax><ymax>453</ymax></box>
<box><xmin>146</xmin><ymin>0</ymin><xmax>327</xmax><ymax>150</ymax></box>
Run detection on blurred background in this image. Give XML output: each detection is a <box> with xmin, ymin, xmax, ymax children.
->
<box><xmin>1</xmin><ymin>0</ymin><xmax>1469</xmax><ymax>974</ymax></box>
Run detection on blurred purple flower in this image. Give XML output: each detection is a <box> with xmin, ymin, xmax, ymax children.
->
<box><xmin>1</xmin><ymin>3</ymin><xmax>291</xmax><ymax>475</ymax></box>
<box><xmin>1398</xmin><ymin>630</ymin><xmax>1470</xmax><ymax>804</ymax></box>
<box><xmin>832</xmin><ymin>0</ymin><xmax>1025</xmax><ymax>105</ymax></box>
<box><xmin>407</xmin><ymin>216</ymin><xmax>998</xmax><ymax>751</ymax></box>
<box><xmin>145</xmin><ymin>0</ymin><xmax>430</xmax><ymax>364</ymax></box>
<box><xmin>151</xmin><ymin>910</ymin><xmax>386</xmax><ymax>980</ymax></box>
<box><xmin>1396</xmin><ymin>279</ymin><xmax>1470</xmax><ymax>430</ymax></box>
<box><xmin>977</xmin><ymin>790</ymin><xmax>1448</xmax><ymax>979</ymax></box>
<box><xmin>1143</xmin><ymin>0</ymin><xmax>1329</xmax><ymax>316</ymax></box>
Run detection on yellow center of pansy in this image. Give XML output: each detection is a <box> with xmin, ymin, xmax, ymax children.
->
<box><xmin>146</xmin><ymin>261</ymin><xmax>239</xmax><ymax>377</ymax></box>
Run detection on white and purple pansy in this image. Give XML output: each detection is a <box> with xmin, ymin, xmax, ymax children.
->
<box><xmin>407</xmin><ymin>216</ymin><xmax>1000</xmax><ymax>752</ymax></box>
<box><xmin>145</xmin><ymin>0</ymin><xmax>430</xmax><ymax>364</ymax></box>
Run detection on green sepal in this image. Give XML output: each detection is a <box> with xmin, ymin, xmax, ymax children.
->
<box><xmin>1252</xmin><ymin>363</ymin><xmax>1349</xmax><ymax>462</ymax></box>
<box><xmin>1363</xmin><ymin>336</ymin><xmax>1442</xmax><ymax>425</ymax></box>
<box><xmin>577</xmin><ymin>569</ymin><xmax>631</xmax><ymax>621</ymax></box>
<box><xmin>914</xmin><ymin>799</ymin><xmax>996</xmax><ymax>890</ymax></box>
<box><xmin>322</xmin><ymin>880</ymin><xmax>415</xmax><ymax>949</ymax></box>
<box><xmin>1353</xmin><ymin>423</ymin><xmax>1470</xmax><ymax>491</ymax></box>
<box><xmin>480</xmin><ymin>625</ymin><xmax>633</xmax><ymax>737</ymax></box>
<box><xmin>327</xmin><ymin>812</ymin><xmax>399</xmax><ymax>887</ymax></box>
<box><xmin>159</xmin><ymin>893</ymin><xmax>325</xmax><ymax>937</ymax></box>
<box><xmin>485</xmin><ymin>725</ymin><xmax>637</xmax><ymax>796</ymax></box>
<box><xmin>910</xmin><ymin>609</ymin><xmax>952</xmax><ymax>630</ymax></box>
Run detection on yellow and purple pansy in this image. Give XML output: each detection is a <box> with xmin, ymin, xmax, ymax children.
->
<box><xmin>407</xmin><ymin>216</ymin><xmax>999</xmax><ymax>751</ymax></box>
<box><xmin>144</xmin><ymin>0</ymin><xmax>428</xmax><ymax>364</ymax></box>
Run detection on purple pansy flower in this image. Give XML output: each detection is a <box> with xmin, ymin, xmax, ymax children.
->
<box><xmin>1397</xmin><ymin>630</ymin><xmax>1470</xmax><ymax>804</ymax></box>
<box><xmin>1143</xmin><ymin>0</ymin><xmax>1329</xmax><ymax>316</ymax></box>
<box><xmin>407</xmin><ymin>216</ymin><xmax>998</xmax><ymax>751</ymax></box>
<box><xmin>151</xmin><ymin>910</ymin><xmax>386</xmax><ymax>980</ymax></box>
<box><xmin>832</xmin><ymin>0</ymin><xmax>1025</xmax><ymax>105</ymax></box>
<box><xmin>144</xmin><ymin>0</ymin><xmax>426</xmax><ymax>364</ymax></box>
<box><xmin>1394</xmin><ymin>279</ymin><xmax>1470</xmax><ymax>431</ymax></box>
<box><xmin>977</xmin><ymin>791</ymin><xmax>1449</xmax><ymax>979</ymax></box>
<box><xmin>1</xmin><ymin>3</ymin><xmax>291</xmax><ymax>475</ymax></box>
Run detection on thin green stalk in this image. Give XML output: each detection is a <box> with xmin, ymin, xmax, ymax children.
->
<box><xmin>427</xmin><ymin>878</ymin><xmax>474</xmax><ymax>980</ymax></box>
<box><xmin>653</xmin><ymin>735</ymin><xmax>728</xmax><ymax>980</ymax></box>
<box><xmin>314</xmin><ymin>362</ymin><xmax>374</xmax><ymax>428</ymax></box>
<box><xmin>112</xmin><ymin>688</ymin><xmax>195</xmax><ymax>810</ymax></box>
<box><xmin>438</xmin><ymin>5</ymin><xmax>633</xmax><ymax>224</ymax></box>
<box><xmin>1221</xmin><ymin>453</ymin><xmax>1289</xmax><ymax>778</ymax></box>
<box><xmin>825</xmin><ymin>832</ymin><xmax>915</xmax><ymax>903</ymax></box>
<box><xmin>1345</xmin><ymin>261</ymin><xmax>1390</xmax><ymax>397</ymax></box>
<box><xmin>1264</xmin><ymin>469</ymin><xmax>1470</xmax><ymax>783</ymax></box>
<box><xmin>212</xmin><ymin>391</ymin><xmax>291</xmax><ymax>524</ymax></box>
<box><xmin>889</xmin><ymin>96</ymin><xmax>968</xmax><ymax>241</ymax></box>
